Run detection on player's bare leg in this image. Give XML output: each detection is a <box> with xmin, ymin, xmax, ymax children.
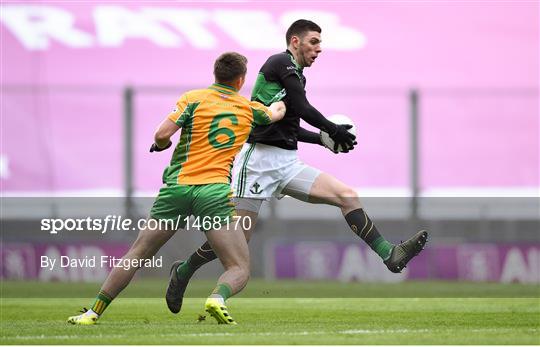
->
<box><xmin>68</xmin><ymin>221</ymin><xmax>176</xmax><ymax>324</ymax></box>
<box><xmin>100</xmin><ymin>224</ymin><xmax>176</xmax><ymax>298</ymax></box>
<box><xmin>203</xmin><ymin>223</ymin><xmax>250</xmax><ymax>324</ymax></box>
<box><xmin>305</xmin><ymin>172</ymin><xmax>362</xmax><ymax>214</ymax></box>
<box><xmin>166</xmin><ymin>209</ymin><xmax>258</xmax><ymax>314</ymax></box>
<box><xmin>305</xmin><ymin>172</ymin><xmax>428</xmax><ymax>273</ymax></box>
<box><xmin>237</xmin><ymin>210</ymin><xmax>259</xmax><ymax>242</ymax></box>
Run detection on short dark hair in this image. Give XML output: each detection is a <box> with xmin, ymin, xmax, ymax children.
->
<box><xmin>213</xmin><ymin>52</ymin><xmax>248</xmax><ymax>84</ymax></box>
<box><xmin>286</xmin><ymin>19</ymin><xmax>321</xmax><ymax>45</ymax></box>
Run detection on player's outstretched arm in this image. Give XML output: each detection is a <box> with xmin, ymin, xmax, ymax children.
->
<box><xmin>150</xmin><ymin>118</ymin><xmax>180</xmax><ymax>152</ymax></box>
<box><xmin>281</xmin><ymin>75</ymin><xmax>355</xmax><ymax>150</ymax></box>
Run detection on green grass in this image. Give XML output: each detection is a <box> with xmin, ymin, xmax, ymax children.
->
<box><xmin>1</xmin><ymin>280</ymin><xmax>539</xmax><ymax>344</ymax></box>
<box><xmin>2</xmin><ymin>279</ymin><xmax>539</xmax><ymax>298</ymax></box>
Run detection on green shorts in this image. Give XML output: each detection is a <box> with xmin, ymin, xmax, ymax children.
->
<box><xmin>149</xmin><ymin>183</ymin><xmax>236</xmax><ymax>231</ymax></box>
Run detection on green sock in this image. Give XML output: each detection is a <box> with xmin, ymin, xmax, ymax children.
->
<box><xmin>91</xmin><ymin>290</ymin><xmax>112</xmax><ymax>316</ymax></box>
<box><xmin>211</xmin><ymin>283</ymin><xmax>233</xmax><ymax>301</ymax></box>
<box><xmin>176</xmin><ymin>243</ymin><xmax>218</xmax><ymax>280</ymax></box>
<box><xmin>345</xmin><ymin>208</ymin><xmax>394</xmax><ymax>260</ymax></box>
<box><xmin>372</xmin><ymin>236</ymin><xmax>394</xmax><ymax>260</ymax></box>
<box><xmin>176</xmin><ymin>260</ymin><xmax>196</xmax><ymax>280</ymax></box>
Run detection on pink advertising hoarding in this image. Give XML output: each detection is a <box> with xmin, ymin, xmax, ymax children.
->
<box><xmin>1</xmin><ymin>2</ymin><xmax>538</xmax><ymax>194</ymax></box>
<box><xmin>270</xmin><ymin>241</ymin><xmax>540</xmax><ymax>284</ymax></box>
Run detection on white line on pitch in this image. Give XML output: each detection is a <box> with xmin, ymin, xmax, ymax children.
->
<box><xmin>6</xmin><ymin>327</ymin><xmax>539</xmax><ymax>340</ymax></box>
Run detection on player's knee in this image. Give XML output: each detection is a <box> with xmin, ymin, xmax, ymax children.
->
<box><xmin>337</xmin><ymin>186</ymin><xmax>359</xmax><ymax>208</ymax></box>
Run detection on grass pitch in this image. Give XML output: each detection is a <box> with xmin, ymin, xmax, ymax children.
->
<box><xmin>1</xmin><ymin>280</ymin><xmax>539</xmax><ymax>344</ymax></box>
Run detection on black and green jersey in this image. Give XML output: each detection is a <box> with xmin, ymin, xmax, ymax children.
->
<box><xmin>248</xmin><ymin>50</ymin><xmax>306</xmax><ymax>150</ymax></box>
<box><xmin>248</xmin><ymin>50</ymin><xmax>336</xmax><ymax>150</ymax></box>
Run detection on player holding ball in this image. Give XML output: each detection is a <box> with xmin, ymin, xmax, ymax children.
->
<box><xmin>166</xmin><ymin>19</ymin><xmax>428</xmax><ymax>315</ymax></box>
